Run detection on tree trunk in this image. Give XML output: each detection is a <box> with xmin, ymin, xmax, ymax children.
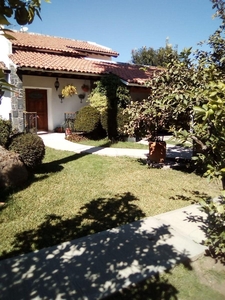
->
<box><xmin>222</xmin><ymin>176</ymin><xmax>225</xmax><ymax>190</ymax></box>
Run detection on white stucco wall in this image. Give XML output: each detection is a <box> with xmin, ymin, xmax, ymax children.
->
<box><xmin>22</xmin><ymin>75</ymin><xmax>90</xmax><ymax>131</ymax></box>
<box><xmin>0</xmin><ymin>35</ymin><xmax>12</xmax><ymax>67</ymax></box>
<box><xmin>0</xmin><ymin>35</ymin><xmax>12</xmax><ymax>120</ymax></box>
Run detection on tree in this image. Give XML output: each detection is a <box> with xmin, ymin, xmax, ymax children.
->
<box><xmin>131</xmin><ymin>45</ymin><xmax>178</xmax><ymax>67</ymax></box>
<box><xmin>126</xmin><ymin>42</ymin><xmax>225</xmax><ymax>189</ymax></box>
<box><xmin>89</xmin><ymin>74</ymin><xmax>131</xmax><ymax>141</ymax></box>
<box><xmin>0</xmin><ymin>0</ymin><xmax>50</xmax><ymax>26</ymax></box>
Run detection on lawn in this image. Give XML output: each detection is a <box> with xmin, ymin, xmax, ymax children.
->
<box><xmin>108</xmin><ymin>256</ymin><xmax>225</xmax><ymax>300</ymax></box>
<box><xmin>0</xmin><ymin>147</ymin><xmax>220</xmax><ymax>260</ymax></box>
<box><xmin>69</xmin><ymin>135</ymin><xmax>191</xmax><ymax>149</ymax></box>
<box><xmin>72</xmin><ymin>137</ymin><xmax>149</xmax><ymax>149</ymax></box>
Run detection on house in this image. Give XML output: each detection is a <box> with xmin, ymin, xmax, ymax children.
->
<box><xmin>0</xmin><ymin>30</ymin><xmax>158</xmax><ymax>132</ymax></box>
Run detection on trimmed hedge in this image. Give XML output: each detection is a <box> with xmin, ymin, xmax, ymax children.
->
<box><xmin>0</xmin><ymin>119</ymin><xmax>12</xmax><ymax>148</ymax></box>
<box><xmin>74</xmin><ymin>106</ymin><xmax>100</xmax><ymax>133</ymax></box>
<box><xmin>9</xmin><ymin>133</ymin><xmax>45</xmax><ymax>169</ymax></box>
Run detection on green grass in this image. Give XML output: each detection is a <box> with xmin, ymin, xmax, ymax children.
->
<box><xmin>75</xmin><ymin>137</ymin><xmax>149</xmax><ymax>149</ymax></box>
<box><xmin>0</xmin><ymin>147</ymin><xmax>220</xmax><ymax>260</ymax></box>
<box><xmin>75</xmin><ymin>136</ymin><xmax>192</xmax><ymax>149</ymax></box>
<box><xmin>108</xmin><ymin>259</ymin><xmax>225</xmax><ymax>300</ymax></box>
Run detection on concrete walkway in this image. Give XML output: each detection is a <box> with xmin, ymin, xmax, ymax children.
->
<box><xmin>0</xmin><ymin>206</ymin><xmax>207</xmax><ymax>300</ymax></box>
<box><xmin>0</xmin><ymin>133</ymin><xmax>206</xmax><ymax>300</ymax></box>
<box><xmin>40</xmin><ymin>133</ymin><xmax>192</xmax><ymax>160</ymax></box>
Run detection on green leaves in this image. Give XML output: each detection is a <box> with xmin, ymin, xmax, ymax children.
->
<box><xmin>0</xmin><ymin>0</ymin><xmax>51</xmax><ymax>27</ymax></box>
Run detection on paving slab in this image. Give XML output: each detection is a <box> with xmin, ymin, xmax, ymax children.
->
<box><xmin>0</xmin><ymin>205</ymin><xmax>207</xmax><ymax>300</ymax></box>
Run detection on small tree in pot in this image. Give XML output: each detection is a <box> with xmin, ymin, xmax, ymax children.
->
<box><xmin>124</xmin><ymin>97</ymin><xmax>168</xmax><ymax>163</ymax></box>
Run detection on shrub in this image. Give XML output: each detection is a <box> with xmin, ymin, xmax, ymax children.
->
<box><xmin>88</xmin><ymin>92</ymin><xmax>108</xmax><ymax>113</ymax></box>
<box><xmin>199</xmin><ymin>196</ymin><xmax>225</xmax><ymax>263</ymax></box>
<box><xmin>0</xmin><ymin>146</ymin><xmax>28</xmax><ymax>188</ymax></box>
<box><xmin>117</xmin><ymin>109</ymin><xmax>130</xmax><ymax>137</ymax></box>
<box><xmin>0</xmin><ymin>119</ymin><xmax>12</xmax><ymax>148</ymax></box>
<box><xmin>66</xmin><ymin>133</ymin><xmax>87</xmax><ymax>143</ymax></box>
<box><xmin>74</xmin><ymin>106</ymin><xmax>100</xmax><ymax>133</ymax></box>
<box><xmin>9</xmin><ymin>133</ymin><xmax>45</xmax><ymax>169</ymax></box>
<box><xmin>101</xmin><ymin>108</ymin><xmax>129</xmax><ymax>138</ymax></box>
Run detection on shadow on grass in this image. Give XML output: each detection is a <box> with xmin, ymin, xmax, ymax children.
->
<box><xmin>0</xmin><ymin>192</ymin><xmax>145</xmax><ymax>260</ymax></box>
<box><xmin>106</xmin><ymin>274</ymin><xmax>179</xmax><ymax>300</ymax></box>
<box><xmin>0</xmin><ymin>152</ymin><xmax>89</xmax><ymax>208</ymax></box>
<box><xmin>169</xmin><ymin>190</ymin><xmax>211</xmax><ymax>203</ymax></box>
<box><xmin>35</xmin><ymin>152</ymin><xmax>88</xmax><ymax>174</ymax></box>
<box><xmin>0</xmin><ymin>190</ymin><xmax>193</xmax><ymax>299</ymax></box>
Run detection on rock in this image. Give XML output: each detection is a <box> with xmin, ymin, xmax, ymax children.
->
<box><xmin>0</xmin><ymin>146</ymin><xmax>28</xmax><ymax>188</ymax></box>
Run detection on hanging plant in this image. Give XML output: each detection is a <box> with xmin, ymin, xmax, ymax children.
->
<box><xmin>81</xmin><ymin>84</ymin><xmax>89</xmax><ymax>92</ymax></box>
<box><xmin>62</xmin><ymin>84</ymin><xmax>77</xmax><ymax>98</ymax></box>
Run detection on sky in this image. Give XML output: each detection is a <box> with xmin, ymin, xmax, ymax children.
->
<box><xmin>8</xmin><ymin>0</ymin><xmax>222</xmax><ymax>63</ymax></box>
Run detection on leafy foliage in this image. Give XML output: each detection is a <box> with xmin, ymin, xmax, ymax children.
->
<box><xmin>8</xmin><ymin>133</ymin><xmax>45</xmax><ymax>169</ymax></box>
<box><xmin>199</xmin><ymin>196</ymin><xmax>225</xmax><ymax>263</ymax></box>
<box><xmin>131</xmin><ymin>45</ymin><xmax>178</xmax><ymax>67</ymax></box>
<box><xmin>66</xmin><ymin>133</ymin><xmax>87</xmax><ymax>143</ymax></box>
<box><xmin>88</xmin><ymin>92</ymin><xmax>108</xmax><ymax>113</ymax></box>
<box><xmin>191</xmin><ymin>81</ymin><xmax>225</xmax><ymax>186</ymax></box>
<box><xmin>61</xmin><ymin>84</ymin><xmax>77</xmax><ymax>98</ymax></box>
<box><xmin>100</xmin><ymin>108</ymin><xmax>129</xmax><ymax>139</ymax></box>
<box><xmin>0</xmin><ymin>119</ymin><xmax>12</xmax><ymax>148</ymax></box>
<box><xmin>90</xmin><ymin>74</ymin><xmax>131</xmax><ymax>140</ymax></box>
<box><xmin>0</xmin><ymin>0</ymin><xmax>50</xmax><ymax>26</ymax></box>
<box><xmin>74</xmin><ymin>106</ymin><xmax>101</xmax><ymax>134</ymax></box>
<box><xmin>125</xmin><ymin>48</ymin><xmax>196</xmax><ymax>140</ymax></box>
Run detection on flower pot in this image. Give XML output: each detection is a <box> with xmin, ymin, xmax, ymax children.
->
<box><xmin>65</xmin><ymin>128</ymin><xmax>72</xmax><ymax>136</ymax></box>
<box><xmin>81</xmin><ymin>84</ymin><xmax>89</xmax><ymax>92</ymax></box>
<box><xmin>54</xmin><ymin>127</ymin><xmax>64</xmax><ymax>133</ymax></box>
<box><xmin>149</xmin><ymin>141</ymin><xmax>166</xmax><ymax>163</ymax></box>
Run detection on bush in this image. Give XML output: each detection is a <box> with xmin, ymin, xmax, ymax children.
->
<box><xmin>101</xmin><ymin>108</ymin><xmax>129</xmax><ymax>139</ymax></box>
<box><xmin>9</xmin><ymin>133</ymin><xmax>45</xmax><ymax>169</ymax></box>
<box><xmin>88</xmin><ymin>92</ymin><xmax>108</xmax><ymax>113</ymax></box>
<box><xmin>117</xmin><ymin>109</ymin><xmax>130</xmax><ymax>137</ymax></box>
<box><xmin>0</xmin><ymin>119</ymin><xmax>12</xmax><ymax>148</ymax></box>
<box><xmin>74</xmin><ymin>106</ymin><xmax>100</xmax><ymax>133</ymax></box>
<box><xmin>0</xmin><ymin>146</ymin><xmax>28</xmax><ymax>188</ymax></box>
<box><xmin>199</xmin><ymin>196</ymin><xmax>225</xmax><ymax>263</ymax></box>
<box><xmin>66</xmin><ymin>133</ymin><xmax>87</xmax><ymax>143</ymax></box>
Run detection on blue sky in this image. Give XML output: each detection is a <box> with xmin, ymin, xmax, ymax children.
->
<box><xmin>9</xmin><ymin>0</ymin><xmax>222</xmax><ymax>62</ymax></box>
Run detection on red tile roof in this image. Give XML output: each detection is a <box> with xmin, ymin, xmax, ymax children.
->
<box><xmin>9</xmin><ymin>31</ymin><xmax>119</xmax><ymax>58</ymax></box>
<box><xmin>10</xmin><ymin>50</ymin><xmax>159</xmax><ymax>85</ymax></box>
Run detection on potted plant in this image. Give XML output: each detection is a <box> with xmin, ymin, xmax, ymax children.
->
<box><xmin>125</xmin><ymin>99</ymin><xmax>168</xmax><ymax>164</ymax></box>
<box><xmin>54</xmin><ymin>126</ymin><xmax>65</xmax><ymax>133</ymax></box>
<box><xmin>62</xmin><ymin>84</ymin><xmax>77</xmax><ymax>98</ymax></box>
<box><xmin>81</xmin><ymin>84</ymin><xmax>89</xmax><ymax>93</ymax></box>
<box><xmin>63</xmin><ymin>117</ymin><xmax>75</xmax><ymax>137</ymax></box>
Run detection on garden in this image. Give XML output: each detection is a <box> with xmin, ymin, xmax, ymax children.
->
<box><xmin>1</xmin><ymin>2</ymin><xmax>225</xmax><ymax>297</ymax></box>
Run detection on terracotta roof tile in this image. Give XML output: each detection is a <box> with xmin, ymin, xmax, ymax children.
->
<box><xmin>10</xmin><ymin>50</ymin><xmax>159</xmax><ymax>84</ymax></box>
<box><xmin>9</xmin><ymin>31</ymin><xmax>119</xmax><ymax>57</ymax></box>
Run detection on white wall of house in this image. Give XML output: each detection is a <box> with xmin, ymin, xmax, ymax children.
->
<box><xmin>0</xmin><ymin>35</ymin><xmax>12</xmax><ymax>67</ymax></box>
<box><xmin>0</xmin><ymin>35</ymin><xmax>12</xmax><ymax>120</ymax></box>
<box><xmin>22</xmin><ymin>75</ymin><xmax>90</xmax><ymax>131</ymax></box>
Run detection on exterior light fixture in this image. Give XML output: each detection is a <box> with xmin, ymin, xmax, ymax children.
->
<box><xmin>54</xmin><ymin>77</ymin><xmax>60</xmax><ymax>91</ymax></box>
<box><xmin>58</xmin><ymin>94</ymin><xmax>64</xmax><ymax>103</ymax></box>
<box><xmin>78</xmin><ymin>93</ymin><xmax>85</xmax><ymax>103</ymax></box>
<box><xmin>0</xmin><ymin>86</ymin><xmax>5</xmax><ymax>105</ymax></box>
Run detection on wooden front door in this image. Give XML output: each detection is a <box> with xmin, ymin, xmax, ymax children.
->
<box><xmin>25</xmin><ymin>89</ymin><xmax>48</xmax><ymax>131</ymax></box>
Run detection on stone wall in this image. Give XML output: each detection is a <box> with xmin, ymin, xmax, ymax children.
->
<box><xmin>10</xmin><ymin>65</ymin><xmax>24</xmax><ymax>132</ymax></box>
